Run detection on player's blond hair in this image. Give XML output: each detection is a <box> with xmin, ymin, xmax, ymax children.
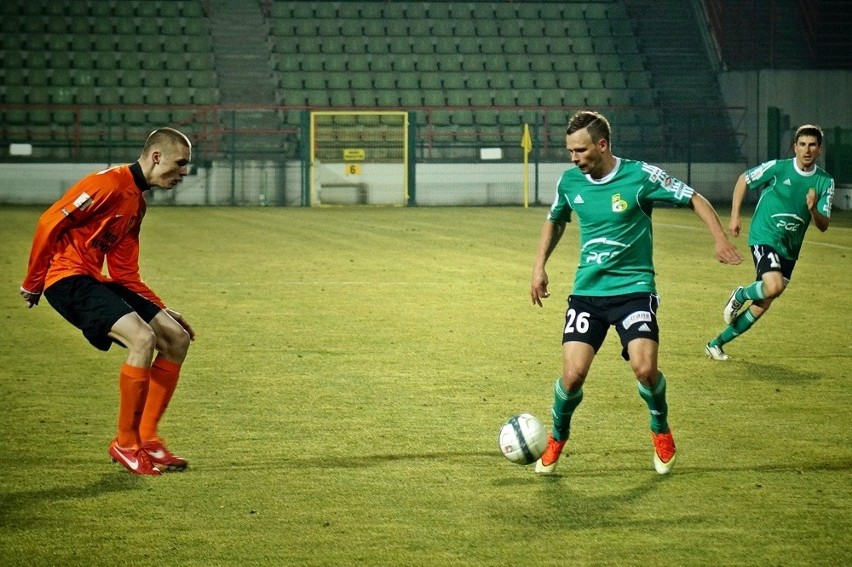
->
<box><xmin>141</xmin><ymin>127</ymin><xmax>191</xmax><ymax>157</ymax></box>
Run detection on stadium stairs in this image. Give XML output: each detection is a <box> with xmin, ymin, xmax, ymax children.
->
<box><xmin>208</xmin><ymin>0</ymin><xmax>287</xmax><ymax>156</ymax></box>
<box><xmin>622</xmin><ymin>0</ymin><xmax>743</xmax><ymax>162</ymax></box>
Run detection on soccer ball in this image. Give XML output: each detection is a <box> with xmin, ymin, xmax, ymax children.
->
<box><xmin>498</xmin><ymin>413</ymin><xmax>548</xmax><ymax>465</ymax></box>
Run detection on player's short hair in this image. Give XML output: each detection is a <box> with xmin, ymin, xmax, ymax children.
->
<box><xmin>566</xmin><ymin>110</ymin><xmax>611</xmax><ymax>143</ymax></box>
<box><xmin>142</xmin><ymin>127</ymin><xmax>191</xmax><ymax>157</ymax></box>
<box><xmin>794</xmin><ymin>124</ymin><xmax>823</xmax><ymax>146</ymax></box>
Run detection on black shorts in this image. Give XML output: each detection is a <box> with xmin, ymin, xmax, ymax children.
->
<box><xmin>750</xmin><ymin>244</ymin><xmax>796</xmax><ymax>283</ymax></box>
<box><xmin>44</xmin><ymin>275</ymin><xmax>161</xmax><ymax>351</ymax></box>
<box><xmin>563</xmin><ymin>293</ymin><xmax>660</xmax><ymax>361</ymax></box>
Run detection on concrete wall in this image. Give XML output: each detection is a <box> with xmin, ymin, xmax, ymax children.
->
<box><xmin>0</xmin><ymin>160</ymin><xmax>746</xmax><ymax>207</ymax></box>
<box><xmin>719</xmin><ymin>69</ymin><xmax>852</xmax><ymax>166</ymax></box>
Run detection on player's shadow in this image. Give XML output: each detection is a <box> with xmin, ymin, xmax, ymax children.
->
<box><xmin>734</xmin><ymin>360</ymin><xmax>824</xmax><ymax>383</ymax></box>
<box><xmin>307</xmin><ymin>450</ymin><xmax>497</xmax><ymax>469</ymax></box>
<box><xmin>0</xmin><ymin>472</ymin><xmax>139</xmax><ymax>527</ymax></box>
<box><xmin>492</xmin><ymin>468</ymin><xmax>681</xmax><ymax>532</ymax></box>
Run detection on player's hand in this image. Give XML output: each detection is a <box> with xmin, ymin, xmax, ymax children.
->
<box><xmin>19</xmin><ymin>287</ymin><xmax>41</xmax><ymax>308</ymax></box>
<box><xmin>806</xmin><ymin>189</ymin><xmax>817</xmax><ymax>211</ymax></box>
<box><xmin>165</xmin><ymin>307</ymin><xmax>196</xmax><ymax>341</ymax></box>
<box><xmin>530</xmin><ymin>269</ymin><xmax>550</xmax><ymax>307</ymax></box>
<box><xmin>715</xmin><ymin>240</ymin><xmax>743</xmax><ymax>265</ymax></box>
<box><xmin>728</xmin><ymin>216</ymin><xmax>741</xmax><ymax>237</ymax></box>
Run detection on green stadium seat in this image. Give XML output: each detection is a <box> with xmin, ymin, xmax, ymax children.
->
<box><xmin>187</xmin><ymin>53</ymin><xmax>214</xmax><ymax>71</ymax></box>
<box><xmin>191</xmin><ymin>88</ymin><xmax>216</xmax><ymax>105</ymax></box>
<box><xmin>604</xmin><ymin>72</ymin><xmax>627</xmax><ymax>89</ymax></box>
<box><xmin>190</xmin><ymin>73</ymin><xmax>216</xmax><ymax>88</ymax></box>
<box><xmin>445</xmin><ymin>90</ymin><xmax>470</xmax><ymax>107</ymax></box>
<box><xmin>558</xmin><ymin>74</ymin><xmax>580</xmax><ymax>90</ymax></box>
<box><xmin>595</xmin><ymin>54</ymin><xmax>622</xmax><ymax>72</ymax></box>
<box><xmin>533</xmin><ymin>74</ymin><xmax>558</xmax><ymax>89</ymax></box>
<box><xmin>580</xmin><ymin>72</ymin><xmax>604</xmax><ymax>89</ymax></box>
<box><xmin>91</xmin><ymin>17</ymin><xmax>112</xmax><ymax>35</ymax></box>
<box><xmin>443</xmin><ymin>73</ymin><xmax>464</xmax><ymax>90</ymax></box>
<box><xmin>488</xmin><ymin>73</ymin><xmax>512</xmax><ymax>91</ymax></box>
<box><xmin>115</xmin><ymin>18</ymin><xmax>135</xmax><ymax>38</ymax></box>
<box><xmin>398</xmin><ymin>90</ymin><xmax>422</xmax><ymax>107</ymax></box>
<box><xmin>120</xmin><ymin>69</ymin><xmax>144</xmax><ymax>89</ymax></box>
<box><xmin>186</xmin><ymin>36</ymin><xmax>211</xmax><ymax>52</ymax></box>
<box><xmin>329</xmin><ymin>90</ymin><xmax>353</xmax><ymax>107</ymax></box>
<box><xmin>594</xmin><ymin>37</ymin><xmax>617</xmax><ymax>54</ymax></box>
<box><xmin>148</xmin><ymin>108</ymin><xmax>173</xmax><ymax>126</ymax></box>
<box><xmin>511</xmin><ymin>74</ymin><xmax>535</xmax><ymax>90</ymax></box>
<box><xmin>421</xmin><ymin>90</ymin><xmax>445</xmax><ymax>107</ymax></box>
<box><xmin>572</xmin><ymin>37</ymin><xmax>594</xmax><ymax>54</ymax></box>
<box><xmin>351</xmin><ymin>91</ymin><xmax>376</xmax><ymax>107</ymax></box>
<box><xmin>145</xmin><ymin>88</ymin><xmax>169</xmax><ymax>106</ymax></box>
<box><xmin>183</xmin><ymin>18</ymin><xmax>205</xmax><ymax>35</ymax></box>
<box><xmin>530</xmin><ymin>58</ymin><xmax>554</xmax><ymax>73</ymax></box>
<box><xmin>626</xmin><ymin>72</ymin><xmax>651</xmax><ymax>89</ymax></box>
<box><xmin>97</xmin><ymin>87</ymin><xmax>121</xmax><ymax>105</ymax></box>
<box><xmin>138</xmin><ymin>18</ymin><xmax>159</xmax><ymax>36</ymax></box>
<box><xmin>454</xmin><ymin>21</ymin><xmax>476</xmax><ymax>36</ymax></box>
<box><xmin>122</xmin><ymin>109</ymin><xmax>147</xmax><ymax>126</ymax></box>
<box><xmin>168</xmin><ymin>86</ymin><xmax>193</xmax><ymax>105</ymax></box>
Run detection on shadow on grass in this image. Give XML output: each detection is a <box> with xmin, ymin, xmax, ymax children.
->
<box><xmin>491</xmin><ymin>473</ymin><xmax>678</xmax><ymax>531</ymax></box>
<box><xmin>307</xmin><ymin>450</ymin><xmax>498</xmax><ymax>469</ymax></box>
<box><xmin>0</xmin><ymin>472</ymin><xmax>140</xmax><ymax>526</ymax></box>
<box><xmin>672</xmin><ymin>456</ymin><xmax>852</xmax><ymax>476</ymax></box>
<box><xmin>734</xmin><ymin>360</ymin><xmax>824</xmax><ymax>383</ymax></box>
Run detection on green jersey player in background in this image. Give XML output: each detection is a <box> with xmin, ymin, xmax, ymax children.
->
<box><xmin>530</xmin><ymin>111</ymin><xmax>742</xmax><ymax>475</ymax></box>
<box><xmin>705</xmin><ymin>124</ymin><xmax>834</xmax><ymax>361</ymax></box>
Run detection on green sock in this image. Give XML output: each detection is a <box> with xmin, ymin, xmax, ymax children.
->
<box><xmin>711</xmin><ymin>308</ymin><xmax>761</xmax><ymax>346</ymax></box>
<box><xmin>551</xmin><ymin>378</ymin><xmax>583</xmax><ymax>442</ymax></box>
<box><xmin>637</xmin><ymin>372</ymin><xmax>669</xmax><ymax>434</ymax></box>
<box><xmin>737</xmin><ymin>281</ymin><xmax>765</xmax><ymax>302</ymax></box>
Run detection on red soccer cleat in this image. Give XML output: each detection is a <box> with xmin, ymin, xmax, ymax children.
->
<box><xmin>109</xmin><ymin>438</ymin><xmax>161</xmax><ymax>476</ymax></box>
<box><xmin>141</xmin><ymin>439</ymin><xmax>188</xmax><ymax>471</ymax></box>
<box><xmin>535</xmin><ymin>434</ymin><xmax>567</xmax><ymax>474</ymax></box>
<box><xmin>651</xmin><ymin>430</ymin><xmax>677</xmax><ymax>475</ymax></box>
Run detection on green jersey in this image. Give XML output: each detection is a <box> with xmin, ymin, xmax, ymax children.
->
<box><xmin>548</xmin><ymin>158</ymin><xmax>695</xmax><ymax>296</ymax></box>
<box><xmin>745</xmin><ymin>158</ymin><xmax>834</xmax><ymax>260</ymax></box>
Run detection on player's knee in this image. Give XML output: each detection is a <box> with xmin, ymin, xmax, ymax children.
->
<box><xmin>561</xmin><ymin>369</ymin><xmax>587</xmax><ymax>391</ymax></box>
<box><xmin>762</xmin><ymin>279</ymin><xmax>785</xmax><ymax>298</ymax></box>
<box><xmin>159</xmin><ymin>324</ymin><xmax>191</xmax><ymax>359</ymax></box>
<box><xmin>631</xmin><ymin>360</ymin><xmax>658</xmax><ymax>383</ymax></box>
<box><xmin>127</xmin><ymin>324</ymin><xmax>157</xmax><ymax>355</ymax></box>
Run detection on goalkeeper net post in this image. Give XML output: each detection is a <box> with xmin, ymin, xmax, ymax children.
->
<box><xmin>306</xmin><ymin>110</ymin><xmax>415</xmax><ymax>206</ymax></box>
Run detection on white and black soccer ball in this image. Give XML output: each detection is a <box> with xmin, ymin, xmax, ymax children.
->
<box><xmin>498</xmin><ymin>413</ymin><xmax>548</xmax><ymax>465</ymax></box>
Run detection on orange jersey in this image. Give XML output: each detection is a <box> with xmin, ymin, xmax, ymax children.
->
<box><xmin>22</xmin><ymin>162</ymin><xmax>165</xmax><ymax>309</ymax></box>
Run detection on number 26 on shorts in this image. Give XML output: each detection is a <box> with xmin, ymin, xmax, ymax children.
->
<box><xmin>564</xmin><ymin>309</ymin><xmax>590</xmax><ymax>334</ymax></box>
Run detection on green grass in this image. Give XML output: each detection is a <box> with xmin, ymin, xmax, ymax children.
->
<box><xmin>1</xmin><ymin>205</ymin><xmax>850</xmax><ymax>566</ymax></box>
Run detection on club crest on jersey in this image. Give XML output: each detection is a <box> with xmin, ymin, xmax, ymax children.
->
<box><xmin>611</xmin><ymin>193</ymin><xmax>628</xmax><ymax>212</ymax></box>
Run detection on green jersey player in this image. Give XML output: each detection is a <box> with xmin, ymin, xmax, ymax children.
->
<box><xmin>705</xmin><ymin>124</ymin><xmax>834</xmax><ymax>361</ymax></box>
<box><xmin>530</xmin><ymin>111</ymin><xmax>742</xmax><ymax>475</ymax></box>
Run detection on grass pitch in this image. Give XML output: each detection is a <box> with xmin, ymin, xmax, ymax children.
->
<box><xmin>1</xmin><ymin>205</ymin><xmax>850</xmax><ymax>566</ymax></box>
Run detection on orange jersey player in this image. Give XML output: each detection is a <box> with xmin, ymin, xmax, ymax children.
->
<box><xmin>20</xmin><ymin>127</ymin><xmax>196</xmax><ymax>476</ymax></box>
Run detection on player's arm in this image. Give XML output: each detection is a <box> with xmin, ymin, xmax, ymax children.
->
<box><xmin>20</xmin><ymin>203</ymin><xmax>76</xmax><ymax>307</ymax></box>
<box><xmin>689</xmin><ymin>192</ymin><xmax>743</xmax><ymax>265</ymax></box>
<box><xmin>728</xmin><ymin>173</ymin><xmax>749</xmax><ymax>237</ymax></box>
<box><xmin>807</xmin><ymin>189</ymin><xmax>830</xmax><ymax>232</ymax></box>
<box><xmin>531</xmin><ymin>219</ymin><xmax>566</xmax><ymax>306</ymax></box>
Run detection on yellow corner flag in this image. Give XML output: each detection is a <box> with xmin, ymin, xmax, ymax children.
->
<box><xmin>521</xmin><ymin>123</ymin><xmax>532</xmax><ymax>155</ymax></box>
<box><xmin>521</xmin><ymin>124</ymin><xmax>533</xmax><ymax>207</ymax></box>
